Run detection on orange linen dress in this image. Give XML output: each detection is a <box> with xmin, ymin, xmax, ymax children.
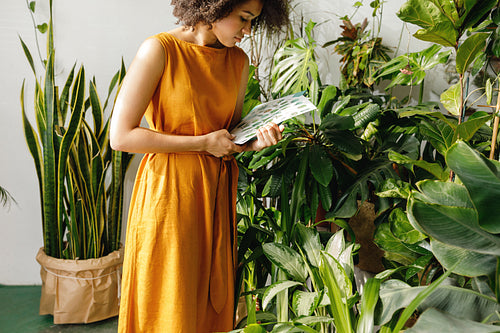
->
<box><xmin>118</xmin><ymin>32</ymin><xmax>246</xmax><ymax>332</ymax></box>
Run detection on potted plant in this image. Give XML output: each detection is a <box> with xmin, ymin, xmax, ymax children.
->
<box><xmin>20</xmin><ymin>0</ymin><xmax>133</xmax><ymax>324</ymax></box>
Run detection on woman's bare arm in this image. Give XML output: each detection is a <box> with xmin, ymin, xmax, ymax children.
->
<box><xmin>110</xmin><ymin>38</ymin><xmax>243</xmax><ymax>157</ymax></box>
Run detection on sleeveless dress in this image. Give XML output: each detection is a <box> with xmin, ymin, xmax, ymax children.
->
<box><xmin>118</xmin><ymin>32</ymin><xmax>247</xmax><ymax>332</ymax></box>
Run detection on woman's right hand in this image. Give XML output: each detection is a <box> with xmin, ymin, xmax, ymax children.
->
<box><xmin>202</xmin><ymin>129</ymin><xmax>244</xmax><ymax>158</ymax></box>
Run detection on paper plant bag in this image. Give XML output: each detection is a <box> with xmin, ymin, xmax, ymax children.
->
<box><xmin>36</xmin><ymin>246</ymin><xmax>123</xmax><ymax>324</ymax></box>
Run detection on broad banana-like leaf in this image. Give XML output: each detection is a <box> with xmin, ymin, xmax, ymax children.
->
<box><xmin>440</xmin><ymin>83</ymin><xmax>462</xmax><ymax>116</ymax></box>
<box><xmin>377</xmin><ymin>279</ymin><xmax>500</xmax><ymax>326</ymax></box>
<box><xmin>262</xmin><ymin>242</ymin><xmax>308</xmax><ymax>282</ymax></box>
<box><xmin>262</xmin><ymin>280</ymin><xmax>302</xmax><ymax>310</ymax></box>
<box><xmin>408</xmin><ymin>180</ymin><xmax>500</xmax><ymax>256</ymax></box>
<box><xmin>405</xmin><ymin>308</ymin><xmax>500</xmax><ymax>333</ymax></box>
<box><xmin>431</xmin><ymin>239</ymin><xmax>497</xmax><ymax>276</ymax></box>
<box><xmin>447</xmin><ymin>141</ymin><xmax>500</xmax><ymax>233</ymax></box>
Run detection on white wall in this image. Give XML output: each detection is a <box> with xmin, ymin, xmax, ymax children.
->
<box><xmin>0</xmin><ymin>0</ymin><xmax>436</xmax><ymax>285</ymax></box>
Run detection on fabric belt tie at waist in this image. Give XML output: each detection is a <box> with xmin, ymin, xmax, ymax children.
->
<box><xmin>209</xmin><ymin>154</ymin><xmax>236</xmax><ymax>314</ymax></box>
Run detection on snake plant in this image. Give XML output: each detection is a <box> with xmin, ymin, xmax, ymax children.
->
<box><xmin>20</xmin><ymin>0</ymin><xmax>133</xmax><ymax>259</ymax></box>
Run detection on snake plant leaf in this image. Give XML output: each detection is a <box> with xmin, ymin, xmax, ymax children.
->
<box><xmin>406</xmin><ymin>308</ymin><xmax>500</xmax><ymax>333</ymax></box>
<box><xmin>377</xmin><ymin>279</ymin><xmax>500</xmax><ymax>326</ymax></box>
<box><xmin>440</xmin><ymin>82</ymin><xmax>462</xmax><ymax>116</ymax></box>
<box><xmin>262</xmin><ymin>280</ymin><xmax>302</xmax><ymax>310</ymax></box>
<box><xmin>454</xmin><ymin>111</ymin><xmax>493</xmax><ymax>142</ymax></box>
<box><xmin>262</xmin><ymin>242</ymin><xmax>308</xmax><ymax>282</ymax></box>
<box><xmin>89</xmin><ymin>80</ymin><xmax>103</xmax><ymax>137</ymax></box>
<box><xmin>21</xmin><ymin>82</ymin><xmax>45</xmax><ymax>220</ymax></box>
<box><xmin>296</xmin><ymin>223</ymin><xmax>322</xmax><ymax>268</ymax></box>
<box><xmin>456</xmin><ymin>33</ymin><xmax>489</xmax><ymax>74</ymax></box>
<box><xmin>292</xmin><ymin>290</ymin><xmax>321</xmax><ymax>316</ymax></box>
<box><xmin>42</xmin><ymin>50</ymin><xmax>59</xmax><ymax>257</ymax></box>
<box><xmin>308</xmin><ymin>145</ymin><xmax>333</xmax><ymax>187</ymax></box>
<box><xmin>19</xmin><ymin>37</ymin><xmax>36</xmax><ymax>76</ymax></box>
<box><xmin>408</xmin><ymin>180</ymin><xmax>500</xmax><ymax>256</ymax></box>
<box><xmin>446</xmin><ymin>141</ymin><xmax>500</xmax><ymax>233</ymax></box>
<box><xmin>430</xmin><ymin>239</ymin><xmax>497</xmax><ymax>277</ymax></box>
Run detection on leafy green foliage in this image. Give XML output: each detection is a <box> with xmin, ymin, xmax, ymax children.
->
<box><xmin>20</xmin><ymin>1</ymin><xmax>133</xmax><ymax>259</ymax></box>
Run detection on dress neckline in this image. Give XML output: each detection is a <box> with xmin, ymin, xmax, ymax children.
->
<box><xmin>164</xmin><ymin>32</ymin><xmax>229</xmax><ymax>54</ymax></box>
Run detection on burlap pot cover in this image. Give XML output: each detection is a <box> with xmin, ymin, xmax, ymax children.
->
<box><xmin>36</xmin><ymin>246</ymin><xmax>123</xmax><ymax>324</ymax></box>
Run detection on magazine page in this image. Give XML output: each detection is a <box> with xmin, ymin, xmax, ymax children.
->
<box><xmin>231</xmin><ymin>93</ymin><xmax>317</xmax><ymax>144</ymax></box>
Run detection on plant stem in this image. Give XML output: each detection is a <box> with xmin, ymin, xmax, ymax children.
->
<box><xmin>418</xmin><ymin>79</ymin><xmax>425</xmax><ymax>104</ymax></box>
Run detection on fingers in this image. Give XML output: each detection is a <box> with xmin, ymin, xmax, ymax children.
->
<box><xmin>256</xmin><ymin>122</ymin><xmax>283</xmax><ymax>147</ymax></box>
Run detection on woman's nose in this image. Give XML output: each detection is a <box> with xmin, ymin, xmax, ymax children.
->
<box><xmin>242</xmin><ymin>21</ymin><xmax>251</xmax><ymax>35</ymax></box>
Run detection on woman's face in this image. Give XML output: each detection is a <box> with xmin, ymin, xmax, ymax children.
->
<box><xmin>211</xmin><ymin>0</ymin><xmax>263</xmax><ymax>47</ymax></box>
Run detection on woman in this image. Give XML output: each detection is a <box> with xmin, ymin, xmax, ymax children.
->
<box><xmin>110</xmin><ymin>0</ymin><xmax>289</xmax><ymax>331</ymax></box>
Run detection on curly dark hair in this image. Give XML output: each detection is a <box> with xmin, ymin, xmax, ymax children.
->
<box><xmin>171</xmin><ymin>0</ymin><xmax>290</xmax><ymax>32</ymax></box>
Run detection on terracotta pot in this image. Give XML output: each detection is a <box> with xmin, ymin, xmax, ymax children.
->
<box><xmin>36</xmin><ymin>246</ymin><xmax>123</xmax><ymax>324</ymax></box>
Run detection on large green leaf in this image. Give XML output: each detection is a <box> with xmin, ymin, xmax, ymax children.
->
<box><xmin>446</xmin><ymin>141</ymin><xmax>500</xmax><ymax>233</ymax></box>
<box><xmin>356</xmin><ymin>278</ymin><xmax>381</xmax><ymax>333</ymax></box>
<box><xmin>377</xmin><ymin>280</ymin><xmax>500</xmax><ymax>325</ymax></box>
<box><xmin>262</xmin><ymin>242</ymin><xmax>308</xmax><ymax>282</ymax></box>
<box><xmin>271</xmin><ymin>23</ymin><xmax>318</xmax><ymax>98</ymax></box>
<box><xmin>456</xmin><ymin>33</ymin><xmax>489</xmax><ymax>74</ymax></box>
<box><xmin>413</xmin><ymin>22</ymin><xmax>458</xmax><ymax>47</ymax></box>
<box><xmin>308</xmin><ymin>145</ymin><xmax>333</xmax><ymax>187</ymax></box>
<box><xmin>292</xmin><ymin>290</ymin><xmax>321</xmax><ymax>317</ymax></box>
<box><xmin>389</xmin><ymin>208</ymin><xmax>427</xmax><ymax>245</ymax></box>
<box><xmin>419</xmin><ymin>118</ymin><xmax>456</xmax><ymax>156</ymax></box>
<box><xmin>319</xmin><ymin>252</ymin><xmax>353</xmax><ymax>333</ymax></box>
<box><xmin>454</xmin><ymin>112</ymin><xmax>493</xmax><ymax>142</ymax></box>
<box><xmin>295</xmin><ymin>223</ymin><xmax>322</xmax><ymax>268</ymax></box>
<box><xmin>431</xmin><ymin>239</ymin><xmax>497</xmax><ymax>277</ymax></box>
<box><xmin>397</xmin><ymin>0</ymin><xmax>447</xmax><ymax>30</ymax></box>
<box><xmin>408</xmin><ymin>180</ymin><xmax>500</xmax><ymax>256</ymax></box>
<box><xmin>460</xmin><ymin>0</ymin><xmax>498</xmax><ymax>30</ymax></box>
<box><xmin>405</xmin><ymin>308</ymin><xmax>500</xmax><ymax>333</ymax></box>
<box><xmin>440</xmin><ymin>83</ymin><xmax>462</xmax><ymax>116</ymax></box>
<box><xmin>374</xmin><ymin>222</ymin><xmax>420</xmax><ymax>266</ymax></box>
<box><xmin>262</xmin><ymin>280</ymin><xmax>302</xmax><ymax>310</ymax></box>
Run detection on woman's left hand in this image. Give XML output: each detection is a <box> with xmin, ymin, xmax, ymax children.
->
<box><xmin>244</xmin><ymin>122</ymin><xmax>284</xmax><ymax>152</ymax></box>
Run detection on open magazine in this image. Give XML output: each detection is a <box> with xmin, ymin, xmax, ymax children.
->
<box><xmin>231</xmin><ymin>92</ymin><xmax>317</xmax><ymax>144</ymax></box>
